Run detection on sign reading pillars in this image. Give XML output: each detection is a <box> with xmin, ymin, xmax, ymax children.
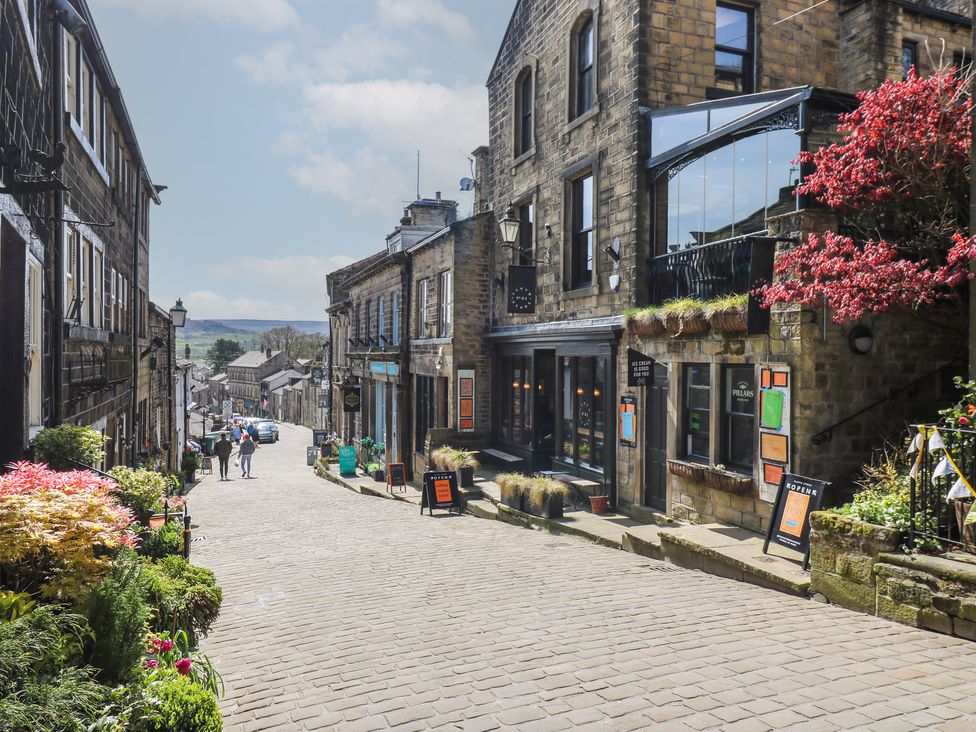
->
<box><xmin>457</xmin><ymin>369</ymin><xmax>475</xmax><ymax>432</ymax></box>
<box><xmin>758</xmin><ymin>365</ymin><xmax>791</xmax><ymax>502</ymax></box>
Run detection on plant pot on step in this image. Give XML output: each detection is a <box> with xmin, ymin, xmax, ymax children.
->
<box><xmin>589</xmin><ymin>495</ymin><xmax>609</xmax><ymax>515</ymax></box>
<box><xmin>667</xmin><ymin>458</ymin><xmax>705</xmax><ymax>482</ymax></box>
<box><xmin>704</xmin><ymin>468</ymin><xmax>752</xmax><ymax>495</ymax></box>
<box><xmin>372</xmin><ymin>469</ymin><xmax>385</xmax><ymax>482</ymax></box>
<box><xmin>458</xmin><ymin>465</ymin><xmax>475</xmax><ymax>488</ymax></box>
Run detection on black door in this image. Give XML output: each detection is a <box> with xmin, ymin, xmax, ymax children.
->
<box><xmin>644</xmin><ymin>363</ymin><xmax>669</xmax><ymax>511</ymax></box>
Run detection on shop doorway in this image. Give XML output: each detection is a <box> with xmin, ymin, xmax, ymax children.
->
<box><xmin>644</xmin><ymin>363</ymin><xmax>669</xmax><ymax>511</ymax></box>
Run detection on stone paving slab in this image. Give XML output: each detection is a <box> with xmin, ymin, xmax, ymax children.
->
<box><xmin>192</xmin><ymin>424</ymin><xmax>976</xmax><ymax>730</ymax></box>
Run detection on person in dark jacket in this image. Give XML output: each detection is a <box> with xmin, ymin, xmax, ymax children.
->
<box><xmin>238</xmin><ymin>433</ymin><xmax>257</xmax><ymax>478</ymax></box>
<box><xmin>247</xmin><ymin>422</ymin><xmax>258</xmax><ymax>441</ymax></box>
<box><xmin>215</xmin><ymin>432</ymin><xmax>233</xmax><ymax>481</ymax></box>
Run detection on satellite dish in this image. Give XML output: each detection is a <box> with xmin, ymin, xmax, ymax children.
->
<box><xmin>459</xmin><ymin>177</ymin><xmax>475</xmax><ymax>191</ymax></box>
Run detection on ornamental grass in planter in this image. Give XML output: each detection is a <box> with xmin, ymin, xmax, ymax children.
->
<box><xmin>667</xmin><ymin>458</ymin><xmax>706</xmax><ymax>482</ymax></box>
<box><xmin>625</xmin><ymin>306</ymin><xmax>666</xmax><ymax>337</ymax></box>
<box><xmin>431</xmin><ymin>446</ymin><xmax>480</xmax><ymax>487</ymax></box>
<box><xmin>704</xmin><ymin>293</ymin><xmax>749</xmax><ymax>333</ymax></box>
<box><xmin>704</xmin><ymin>465</ymin><xmax>752</xmax><ymax>494</ymax></box>
<box><xmin>497</xmin><ymin>472</ymin><xmax>526</xmax><ymax>511</ymax></box>
<box><xmin>661</xmin><ymin>298</ymin><xmax>709</xmax><ymax>336</ymax></box>
<box><xmin>525</xmin><ymin>477</ymin><xmax>569</xmax><ymax>519</ymax></box>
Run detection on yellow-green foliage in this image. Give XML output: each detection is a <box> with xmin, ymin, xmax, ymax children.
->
<box><xmin>526</xmin><ymin>477</ymin><xmax>569</xmax><ymax>504</ymax></box>
<box><xmin>703</xmin><ymin>293</ymin><xmax>748</xmax><ymax>315</ymax></box>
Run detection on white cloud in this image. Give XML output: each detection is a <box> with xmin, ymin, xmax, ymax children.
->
<box><xmin>178</xmin><ymin>290</ymin><xmax>303</xmax><ymax>320</ymax></box>
<box><xmin>290</xmin><ymin>147</ymin><xmax>407</xmax><ymax>212</ymax></box>
<box><xmin>376</xmin><ymin>0</ymin><xmax>473</xmax><ymax>41</ymax></box>
<box><xmin>234</xmin><ymin>43</ymin><xmax>304</xmax><ymax>85</ymax></box>
<box><xmin>91</xmin><ymin>0</ymin><xmax>298</xmax><ymax>31</ymax></box>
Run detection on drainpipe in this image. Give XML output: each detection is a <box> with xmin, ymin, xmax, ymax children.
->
<box><xmin>51</xmin><ymin>20</ymin><xmax>64</xmax><ymax>424</ymax></box>
<box><xmin>130</xmin><ymin>162</ymin><xmax>141</xmax><ymax>464</ymax></box>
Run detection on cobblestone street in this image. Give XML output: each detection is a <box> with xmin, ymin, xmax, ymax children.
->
<box><xmin>192</xmin><ymin>424</ymin><xmax>976</xmax><ymax>730</ymax></box>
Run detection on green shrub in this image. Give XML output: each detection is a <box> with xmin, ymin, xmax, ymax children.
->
<box><xmin>142</xmin><ymin>556</ymin><xmax>221</xmax><ymax>646</ymax></box>
<box><xmin>32</xmin><ymin>424</ymin><xmax>108</xmax><ymax>471</ymax></box>
<box><xmin>139</xmin><ymin>520</ymin><xmax>183</xmax><ymax>560</ymax></box>
<box><xmin>107</xmin><ymin>467</ymin><xmax>167</xmax><ymax>524</ymax></box>
<box><xmin>0</xmin><ymin>590</ymin><xmax>37</xmax><ymax>623</ymax></box>
<box><xmin>84</xmin><ymin>550</ymin><xmax>151</xmax><ymax>684</ymax></box>
<box><xmin>181</xmin><ymin>452</ymin><xmax>200</xmax><ymax>477</ymax></box>
<box><xmin>144</xmin><ymin>670</ymin><xmax>222</xmax><ymax>732</ymax></box>
<box><xmin>0</xmin><ymin>605</ymin><xmax>109</xmax><ymax>732</ymax></box>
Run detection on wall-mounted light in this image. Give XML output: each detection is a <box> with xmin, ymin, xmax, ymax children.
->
<box><xmin>499</xmin><ymin>204</ymin><xmax>520</xmax><ymax>246</ymax></box>
<box><xmin>848</xmin><ymin>325</ymin><xmax>873</xmax><ymax>355</ymax></box>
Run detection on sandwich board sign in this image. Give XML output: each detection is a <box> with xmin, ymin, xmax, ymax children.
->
<box><xmin>338</xmin><ymin>446</ymin><xmax>357</xmax><ymax>478</ymax></box>
<box><xmin>763</xmin><ymin>472</ymin><xmax>828</xmax><ymax>569</ymax></box>
<box><xmin>387</xmin><ymin>462</ymin><xmax>406</xmax><ymax>493</ymax></box>
<box><xmin>421</xmin><ymin>470</ymin><xmax>461</xmax><ymax>516</ymax></box>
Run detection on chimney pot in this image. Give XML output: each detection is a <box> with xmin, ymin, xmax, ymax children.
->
<box><xmin>266</xmin><ymin>348</ymin><xmax>272</xmax><ymax>358</ymax></box>
<box><xmin>435</xmin><ymin>191</ymin><xmax>441</xmax><ymax>201</ymax></box>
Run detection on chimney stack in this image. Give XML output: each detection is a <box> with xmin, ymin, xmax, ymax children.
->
<box><xmin>266</xmin><ymin>348</ymin><xmax>272</xmax><ymax>358</ymax></box>
<box><xmin>435</xmin><ymin>191</ymin><xmax>441</xmax><ymax>202</ymax></box>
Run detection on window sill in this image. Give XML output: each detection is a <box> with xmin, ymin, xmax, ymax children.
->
<box><xmin>510</xmin><ymin>147</ymin><xmax>536</xmax><ymax>170</ymax></box>
<box><xmin>561</xmin><ymin>104</ymin><xmax>600</xmax><ymax>137</ymax></box>
<box><xmin>69</xmin><ymin>116</ymin><xmax>111</xmax><ymax>187</ymax></box>
<box><xmin>410</xmin><ymin>337</ymin><xmax>452</xmax><ymax>346</ymax></box>
<box><xmin>562</xmin><ymin>282</ymin><xmax>598</xmax><ymax>299</ymax></box>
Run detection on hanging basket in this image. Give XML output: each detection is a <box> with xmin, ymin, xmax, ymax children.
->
<box><xmin>627</xmin><ymin>314</ymin><xmax>666</xmax><ymax>337</ymax></box>
<box><xmin>704</xmin><ymin>468</ymin><xmax>752</xmax><ymax>495</ymax></box>
<box><xmin>667</xmin><ymin>459</ymin><xmax>706</xmax><ymax>482</ymax></box>
<box><xmin>664</xmin><ymin>311</ymin><xmax>710</xmax><ymax>336</ymax></box>
<box><xmin>707</xmin><ymin>307</ymin><xmax>748</xmax><ymax>333</ymax></box>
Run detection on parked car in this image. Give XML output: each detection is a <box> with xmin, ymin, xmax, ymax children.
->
<box><xmin>259</xmin><ymin>420</ymin><xmax>279</xmax><ymax>441</ymax></box>
<box><xmin>255</xmin><ymin>421</ymin><xmax>277</xmax><ymax>443</ymax></box>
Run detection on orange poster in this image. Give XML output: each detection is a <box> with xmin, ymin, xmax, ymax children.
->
<box><xmin>434</xmin><ymin>479</ymin><xmax>453</xmax><ymax>504</ymax></box>
<box><xmin>779</xmin><ymin>490</ymin><xmax>811</xmax><ymax>537</ymax></box>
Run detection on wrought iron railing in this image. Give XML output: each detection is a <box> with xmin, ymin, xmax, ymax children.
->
<box><xmin>648</xmin><ymin>237</ymin><xmax>755</xmax><ymax>305</ymax></box>
<box><xmin>911</xmin><ymin>425</ymin><xmax>976</xmax><ymax>552</ymax></box>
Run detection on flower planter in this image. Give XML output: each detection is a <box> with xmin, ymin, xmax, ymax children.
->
<box><xmin>500</xmin><ymin>483</ymin><xmax>524</xmax><ymax>511</ymax></box>
<box><xmin>704</xmin><ymin>468</ymin><xmax>752</xmax><ymax>495</ymax></box>
<box><xmin>526</xmin><ymin>493</ymin><xmax>564</xmax><ymax>519</ymax></box>
<box><xmin>663</xmin><ymin>312</ymin><xmax>709</xmax><ymax>336</ymax></box>
<box><xmin>372</xmin><ymin>469</ymin><xmax>385</xmax><ymax>482</ymax></box>
<box><xmin>627</xmin><ymin>315</ymin><xmax>666</xmax><ymax>337</ymax></box>
<box><xmin>707</xmin><ymin>307</ymin><xmax>748</xmax><ymax>333</ymax></box>
<box><xmin>589</xmin><ymin>495</ymin><xmax>609</xmax><ymax>514</ymax></box>
<box><xmin>458</xmin><ymin>465</ymin><xmax>475</xmax><ymax>488</ymax></box>
<box><xmin>148</xmin><ymin>512</ymin><xmax>185</xmax><ymax>530</ymax></box>
<box><xmin>667</xmin><ymin>459</ymin><xmax>706</xmax><ymax>482</ymax></box>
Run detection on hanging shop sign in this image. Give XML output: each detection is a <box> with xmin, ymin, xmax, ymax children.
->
<box><xmin>338</xmin><ymin>445</ymin><xmax>357</xmax><ymax>477</ymax></box>
<box><xmin>311</xmin><ymin>367</ymin><xmax>324</xmax><ymax>381</ymax></box>
<box><xmin>627</xmin><ymin>349</ymin><xmax>654</xmax><ymax>387</ymax></box>
<box><xmin>619</xmin><ymin>395</ymin><xmax>636</xmax><ymax>447</ymax></box>
<box><xmin>342</xmin><ymin>385</ymin><xmax>361</xmax><ymax>413</ymax></box>
<box><xmin>387</xmin><ymin>462</ymin><xmax>406</xmax><ymax>493</ymax></box>
<box><xmin>763</xmin><ymin>473</ymin><xmax>828</xmax><ymax>568</ymax></box>
<box><xmin>421</xmin><ymin>470</ymin><xmax>462</xmax><ymax>515</ymax></box>
<box><xmin>507</xmin><ymin>265</ymin><xmax>537</xmax><ymax>314</ymax></box>
<box><xmin>458</xmin><ymin>369</ymin><xmax>476</xmax><ymax>432</ymax></box>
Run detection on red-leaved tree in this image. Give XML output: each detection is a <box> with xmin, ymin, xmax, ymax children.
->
<box><xmin>759</xmin><ymin>69</ymin><xmax>975</xmax><ymax>324</ymax></box>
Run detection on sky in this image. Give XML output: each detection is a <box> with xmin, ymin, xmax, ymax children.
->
<box><xmin>86</xmin><ymin>0</ymin><xmax>513</xmax><ymax>321</ymax></box>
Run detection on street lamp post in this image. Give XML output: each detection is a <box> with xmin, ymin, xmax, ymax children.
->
<box><xmin>170</xmin><ymin>299</ymin><xmax>189</xmax><ymax>453</ymax></box>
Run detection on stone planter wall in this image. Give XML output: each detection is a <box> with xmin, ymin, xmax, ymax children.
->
<box><xmin>810</xmin><ymin>511</ymin><xmax>976</xmax><ymax>640</ymax></box>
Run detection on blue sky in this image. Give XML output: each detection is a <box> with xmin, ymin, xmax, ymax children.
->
<box><xmin>87</xmin><ymin>0</ymin><xmax>512</xmax><ymax>320</ymax></box>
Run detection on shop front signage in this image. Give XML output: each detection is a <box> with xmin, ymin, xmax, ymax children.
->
<box><xmin>627</xmin><ymin>348</ymin><xmax>654</xmax><ymax>387</ymax></box>
<box><xmin>619</xmin><ymin>395</ymin><xmax>636</xmax><ymax>447</ymax></box>
<box><xmin>338</xmin><ymin>445</ymin><xmax>357</xmax><ymax>477</ymax></box>
<box><xmin>421</xmin><ymin>470</ymin><xmax>461</xmax><ymax>515</ymax></box>
<box><xmin>507</xmin><ymin>265</ymin><xmax>537</xmax><ymax>314</ymax></box>
<box><xmin>342</xmin><ymin>386</ymin><xmax>361</xmax><ymax>413</ymax></box>
<box><xmin>312</xmin><ymin>429</ymin><xmax>328</xmax><ymax>449</ymax></box>
<box><xmin>458</xmin><ymin>369</ymin><xmax>475</xmax><ymax>432</ymax></box>
<box><xmin>763</xmin><ymin>473</ymin><xmax>828</xmax><ymax>568</ymax></box>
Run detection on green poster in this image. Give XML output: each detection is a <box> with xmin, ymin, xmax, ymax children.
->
<box><xmin>338</xmin><ymin>446</ymin><xmax>357</xmax><ymax>477</ymax></box>
<box><xmin>761</xmin><ymin>389</ymin><xmax>784</xmax><ymax>430</ymax></box>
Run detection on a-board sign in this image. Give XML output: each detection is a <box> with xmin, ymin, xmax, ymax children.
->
<box><xmin>387</xmin><ymin>462</ymin><xmax>406</xmax><ymax>492</ymax></box>
<box><xmin>763</xmin><ymin>473</ymin><xmax>828</xmax><ymax>568</ymax></box>
<box><xmin>627</xmin><ymin>348</ymin><xmax>654</xmax><ymax>387</ymax></box>
<box><xmin>338</xmin><ymin>445</ymin><xmax>357</xmax><ymax>477</ymax></box>
<box><xmin>312</xmin><ymin>429</ymin><xmax>328</xmax><ymax>448</ymax></box>
<box><xmin>421</xmin><ymin>470</ymin><xmax>461</xmax><ymax>515</ymax></box>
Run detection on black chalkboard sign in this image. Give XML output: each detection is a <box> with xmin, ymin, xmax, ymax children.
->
<box><xmin>628</xmin><ymin>348</ymin><xmax>654</xmax><ymax>387</ymax></box>
<box><xmin>387</xmin><ymin>462</ymin><xmax>406</xmax><ymax>493</ymax></box>
<box><xmin>312</xmin><ymin>429</ymin><xmax>328</xmax><ymax>448</ymax></box>
<box><xmin>421</xmin><ymin>470</ymin><xmax>461</xmax><ymax>516</ymax></box>
<box><xmin>763</xmin><ymin>473</ymin><xmax>828</xmax><ymax>569</ymax></box>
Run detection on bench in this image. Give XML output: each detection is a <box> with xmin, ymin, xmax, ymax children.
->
<box><xmin>480</xmin><ymin>448</ymin><xmax>525</xmax><ymax>470</ymax></box>
<box><xmin>553</xmin><ymin>473</ymin><xmax>602</xmax><ymax>510</ymax></box>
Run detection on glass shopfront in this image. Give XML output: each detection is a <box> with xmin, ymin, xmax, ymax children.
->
<box><xmin>558</xmin><ymin>356</ymin><xmax>608</xmax><ymax>471</ymax></box>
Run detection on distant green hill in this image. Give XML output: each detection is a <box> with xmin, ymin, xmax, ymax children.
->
<box><xmin>176</xmin><ymin>319</ymin><xmax>329</xmax><ymax>362</ymax></box>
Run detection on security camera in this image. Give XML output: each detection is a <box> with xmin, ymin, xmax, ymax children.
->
<box><xmin>51</xmin><ymin>0</ymin><xmax>88</xmax><ymax>38</ymax></box>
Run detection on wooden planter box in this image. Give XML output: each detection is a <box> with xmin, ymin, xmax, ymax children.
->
<box><xmin>663</xmin><ymin>312</ymin><xmax>709</xmax><ymax>336</ymax></box>
<box><xmin>525</xmin><ymin>493</ymin><xmax>564</xmax><ymax>519</ymax></box>
<box><xmin>500</xmin><ymin>484</ymin><xmax>524</xmax><ymax>511</ymax></box>
<box><xmin>667</xmin><ymin>459</ymin><xmax>705</xmax><ymax>482</ymax></box>
<box><xmin>707</xmin><ymin>307</ymin><xmax>748</xmax><ymax>333</ymax></box>
<box><xmin>458</xmin><ymin>466</ymin><xmax>475</xmax><ymax>488</ymax></box>
<box><xmin>704</xmin><ymin>468</ymin><xmax>752</xmax><ymax>494</ymax></box>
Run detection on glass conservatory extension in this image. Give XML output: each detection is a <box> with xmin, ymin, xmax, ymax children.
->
<box><xmin>645</xmin><ymin>87</ymin><xmax>853</xmax><ymax>305</ymax></box>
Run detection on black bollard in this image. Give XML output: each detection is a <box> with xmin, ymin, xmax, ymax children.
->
<box><xmin>183</xmin><ymin>513</ymin><xmax>191</xmax><ymax>560</ymax></box>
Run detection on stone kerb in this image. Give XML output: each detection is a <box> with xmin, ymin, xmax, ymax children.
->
<box><xmin>809</xmin><ymin>511</ymin><xmax>901</xmax><ymax>614</ymax></box>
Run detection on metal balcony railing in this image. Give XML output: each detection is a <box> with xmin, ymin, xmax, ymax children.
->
<box><xmin>648</xmin><ymin>237</ymin><xmax>756</xmax><ymax>306</ymax></box>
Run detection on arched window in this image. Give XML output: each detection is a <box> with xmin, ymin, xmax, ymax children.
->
<box><xmin>514</xmin><ymin>67</ymin><xmax>533</xmax><ymax>156</ymax></box>
<box><xmin>573</xmin><ymin>15</ymin><xmax>595</xmax><ymax>118</ymax></box>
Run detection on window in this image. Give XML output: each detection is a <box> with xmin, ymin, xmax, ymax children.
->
<box><xmin>515</xmin><ymin>68</ymin><xmax>533</xmax><ymax>156</ymax></box>
<box><xmin>65</xmin><ymin>228</ymin><xmax>78</xmax><ymax>318</ymax></box>
<box><xmin>438</xmin><ymin>270</ymin><xmax>452</xmax><ymax>337</ymax></box>
<box><xmin>378</xmin><ymin>295</ymin><xmax>386</xmax><ymax>345</ymax></box>
<box><xmin>392</xmin><ymin>293</ymin><xmax>400</xmax><ymax>346</ymax></box>
<box><xmin>65</xmin><ymin>32</ymin><xmax>77</xmax><ymax>111</ymax></box>
<box><xmin>715</xmin><ymin>3</ymin><xmax>754</xmax><ymax>94</ymax></box>
<box><xmin>27</xmin><ymin>260</ymin><xmax>41</xmax><ymax>428</ymax></box>
<box><xmin>574</xmin><ymin>17</ymin><xmax>595</xmax><ymax>118</ymax></box>
<box><xmin>516</xmin><ymin>202</ymin><xmax>534</xmax><ymax>265</ymax></box>
<box><xmin>353</xmin><ymin>303</ymin><xmax>361</xmax><ymax>344</ymax></box>
<box><xmin>92</xmin><ymin>247</ymin><xmax>103</xmax><ymax>329</ymax></box>
<box><xmin>558</xmin><ymin>355</ymin><xmax>607</xmax><ymax>470</ymax></box>
<box><xmin>684</xmin><ymin>365</ymin><xmax>710</xmax><ymax>461</ymax></box>
<box><xmin>723</xmin><ymin>365</ymin><xmax>756</xmax><ymax>471</ymax></box>
<box><xmin>80</xmin><ymin>238</ymin><xmax>91</xmax><ymax>326</ymax></box>
<box><xmin>570</xmin><ymin>173</ymin><xmax>594</xmax><ymax>288</ymax></box>
<box><xmin>417</xmin><ymin>279</ymin><xmax>429</xmax><ymax>338</ymax></box>
<box><xmin>500</xmin><ymin>356</ymin><xmax>533</xmax><ymax>446</ymax></box>
<box><xmin>902</xmin><ymin>41</ymin><xmax>918</xmax><ymax>79</ymax></box>
<box><xmin>364</xmin><ymin>299</ymin><xmax>372</xmax><ymax>344</ymax></box>
<box><xmin>415</xmin><ymin>375</ymin><xmax>435</xmax><ymax>454</ymax></box>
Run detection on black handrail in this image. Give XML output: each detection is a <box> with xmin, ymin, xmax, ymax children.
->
<box><xmin>811</xmin><ymin>356</ymin><xmax>965</xmax><ymax>445</ymax></box>
<box><xmin>59</xmin><ymin>455</ymin><xmax>120</xmax><ymax>483</ymax></box>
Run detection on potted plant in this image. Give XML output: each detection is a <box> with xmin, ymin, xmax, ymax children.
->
<box><xmin>704</xmin><ymin>464</ymin><xmax>752</xmax><ymax>494</ymax></box>
<box><xmin>526</xmin><ymin>477</ymin><xmax>569</xmax><ymax>519</ymax></box>
<box><xmin>667</xmin><ymin>458</ymin><xmax>706</xmax><ymax>482</ymax></box>
<box><xmin>357</xmin><ymin>436</ymin><xmax>376</xmax><ymax>469</ymax></box>
<box><xmin>432</xmin><ymin>446</ymin><xmax>480</xmax><ymax>487</ymax></box>
<box><xmin>661</xmin><ymin>298</ymin><xmax>710</xmax><ymax>336</ymax></box>
<box><xmin>704</xmin><ymin>293</ymin><xmax>749</xmax><ymax>333</ymax></box>
<box><xmin>625</xmin><ymin>306</ymin><xmax>666</xmax><ymax>337</ymax></box>
<box><xmin>588</xmin><ymin>493</ymin><xmax>610</xmax><ymax>514</ymax></box>
<box><xmin>497</xmin><ymin>473</ymin><xmax>526</xmax><ymax>511</ymax></box>
<box><xmin>180</xmin><ymin>450</ymin><xmax>199</xmax><ymax>485</ymax></box>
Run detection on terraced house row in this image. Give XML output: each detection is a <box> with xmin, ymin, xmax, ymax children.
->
<box><xmin>0</xmin><ymin>0</ymin><xmax>177</xmax><ymax>472</ymax></box>
<box><xmin>328</xmin><ymin>0</ymin><xmax>971</xmax><ymax>532</ymax></box>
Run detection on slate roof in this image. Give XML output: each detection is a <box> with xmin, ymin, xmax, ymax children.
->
<box><xmin>227</xmin><ymin>351</ymin><xmax>282</xmax><ymax>368</ymax></box>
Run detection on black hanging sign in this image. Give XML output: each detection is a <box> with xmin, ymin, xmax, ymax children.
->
<box><xmin>763</xmin><ymin>473</ymin><xmax>828</xmax><ymax>569</ymax></box>
<box><xmin>387</xmin><ymin>462</ymin><xmax>406</xmax><ymax>493</ymax></box>
<box><xmin>507</xmin><ymin>265</ymin><xmax>537</xmax><ymax>314</ymax></box>
<box><xmin>627</xmin><ymin>348</ymin><xmax>654</xmax><ymax>387</ymax></box>
<box><xmin>342</xmin><ymin>385</ymin><xmax>361</xmax><ymax>413</ymax></box>
<box><xmin>311</xmin><ymin>367</ymin><xmax>324</xmax><ymax>381</ymax></box>
<box><xmin>421</xmin><ymin>470</ymin><xmax>462</xmax><ymax>515</ymax></box>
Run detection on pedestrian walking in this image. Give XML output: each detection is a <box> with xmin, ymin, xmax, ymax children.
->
<box><xmin>238</xmin><ymin>432</ymin><xmax>257</xmax><ymax>478</ymax></box>
<box><xmin>231</xmin><ymin>423</ymin><xmax>241</xmax><ymax>444</ymax></box>
<box><xmin>247</xmin><ymin>422</ymin><xmax>258</xmax><ymax>441</ymax></box>
<box><xmin>215</xmin><ymin>432</ymin><xmax>233</xmax><ymax>481</ymax></box>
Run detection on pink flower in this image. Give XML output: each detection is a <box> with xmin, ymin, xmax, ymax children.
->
<box><xmin>175</xmin><ymin>658</ymin><xmax>192</xmax><ymax>676</ymax></box>
<box><xmin>160</xmin><ymin>639</ymin><xmax>174</xmax><ymax>653</ymax></box>
<box><xmin>147</xmin><ymin>637</ymin><xmax>163</xmax><ymax>654</ymax></box>
<box><xmin>960</xmin><ymin>417</ymin><xmax>970</xmax><ymax>426</ymax></box>
<box><xmin>143</xmin><ymin>659</ymin><xmax>159</xmax><ymax>670</ymax></box>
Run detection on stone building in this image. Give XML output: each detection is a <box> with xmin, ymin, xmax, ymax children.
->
<box><xmin>481</xmin><ymin>0</ymin><xmax>970</xmax><ymax>530</ymax></box>
<box><xmin>226</xmin><ymin>349</ymin><xmax>294</xmax><ymax>415</ymax></box>
<box><xmin>144</xmin><ymin>302</ymin><xmax>177</xmax><ymax>469</ymax></box>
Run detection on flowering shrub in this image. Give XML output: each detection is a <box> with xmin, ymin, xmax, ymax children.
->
<box><xmin>939</xmin><ymin>376</ymin><xmax>976</xmax><ymax>430</ymax></box>
<box><xmin>0</xmin><ymin>463</ymin><xmax>137</xmax><ymax>601</ymax></box>
<box><xmin>108</xmin><ymin>466</ymin><xmax>167</xmax><ymax>524</ymax></box>
<box><xmin>142</xmin><ymin>630</ymin><xmax>222</xmax><ymax>696</ymax></box>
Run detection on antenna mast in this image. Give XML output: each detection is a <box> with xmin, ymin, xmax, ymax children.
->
<box><xmin>416</xmin><ymin>149</ymin><xmax>420</xmax><ymax>201</ymax></box>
